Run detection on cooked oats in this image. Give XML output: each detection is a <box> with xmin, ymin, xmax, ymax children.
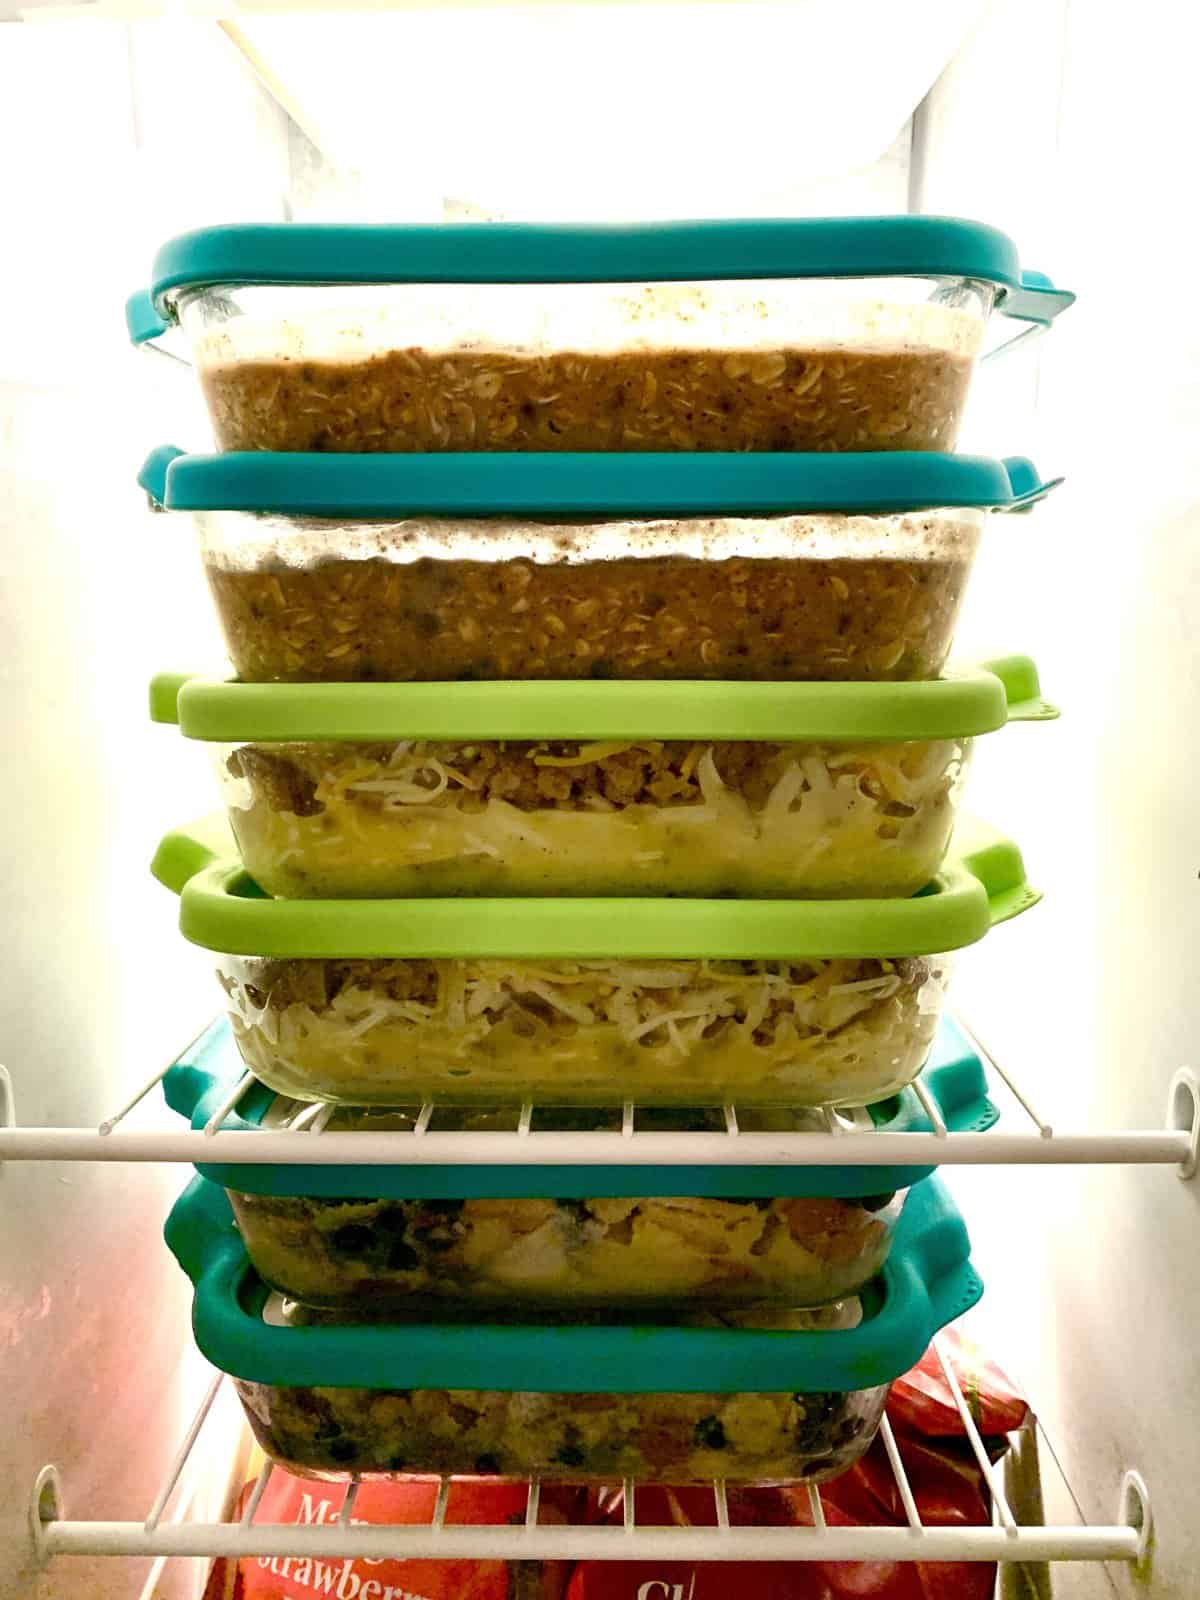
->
<box><xmin>207</xmin><ymin>549</ymin><xmax>972</xmax><ymax>683</ymax></box>
<box><xmin>198</xmin><ymin>343</ymin><xmax>974</xmax><ymax>454</ymax></box>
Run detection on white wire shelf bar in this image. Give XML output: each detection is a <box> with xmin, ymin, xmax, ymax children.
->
<box><xmin>0</xmin><ymin>1093</ymin><xmax>1196</xmax><ymax>1169</ymax></box>
<box><xmin>32</xmin><ymin>1519</ymin><xmax>1151</xmax><ymax>1563</ymax></box>
<box><xmin>0</xmin><ymin>1125</ymin><xmax>1192</xmax><ymax>1165</ymax></box>
<box><xmin>1</xmin><ymin>1016</ymin><xmax>1197</xmax><ymax>1172</ymax></box>
<box><xmin>28</xmin><ymin>1336</ymin><xmax>1154</xmax><ymax>1569</ymax></box>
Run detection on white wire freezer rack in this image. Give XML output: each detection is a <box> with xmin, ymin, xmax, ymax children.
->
<box><xmin>0</xmin><ymin>1018</ymin><xmax>1196</xmax><ymax>1172</ymax></box>
<box><xmin>27</xmin><ymin>1335</ymin><xmax>1152</xmax><ymax>1570</ymax></box>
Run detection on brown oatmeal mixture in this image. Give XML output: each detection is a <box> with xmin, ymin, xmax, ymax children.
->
<box><xmin>207</xmin><ymin>552</ymin><xmax>969</xmax><ymax>682</ymax></box>
<box><xmin>199</xmin><ymin>344</ymin><xmax>973</xmax><ymax>454</ymax></box>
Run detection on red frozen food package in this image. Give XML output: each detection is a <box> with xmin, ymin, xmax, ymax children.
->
<box><xmin>887</xmin><ymin>1326</ymin><xmax>1029</xmax><ymax>1439</ymax></box>
<box><xmin>567</xmin><ymin>1331</ymin><xmax>1030</xmax><ymax>1600</ymax></box>
<box><xmin>204</xmin><ymin>1470</ymin><xmax>583</xmax><ymax>1600</ymax></box>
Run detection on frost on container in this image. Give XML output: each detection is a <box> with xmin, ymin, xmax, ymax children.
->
<box><xmin>227</xmin><ymin>1179</ymin><xmax>903</xmax><ymax>1315</ymax></box>
<box><xmin>216</xmin><ymin>953</ymin><xmax>949</xmax><ymax>1108</ymax></box>
<box><xmin>200</xmin><ymin>506</ymin><xmax>982</xmax><ymax>684</ymax></box>
<box><xmin>181</xmin><ymin>278</ymin><xmax>988</xmax><ymax>455</ymax></box>
<box><xmin>217</xmin><ymin>734</ymin><xmax>969</xmax><ymax>900</ymax></box>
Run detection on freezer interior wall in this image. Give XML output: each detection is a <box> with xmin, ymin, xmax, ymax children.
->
<box><xmin>927</xmin><ymin>3</ymin><xmax>1200</xmax><ymax>1596</ymax></box>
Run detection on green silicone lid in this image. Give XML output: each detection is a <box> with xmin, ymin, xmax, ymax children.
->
<box><xmin>161</xmin><ymin>1012</ymin><xmax>996</xmax><ymax>1200</ymax></box>
<box><xmin>150</xmin><ymin>658</ymin><xmax>1056</xmax><ymax>744</ymax></box>
<box><xmin>152</xmin><ymin>814</ymin><xmax>1040</xmax><ymax>960</ymax></box>
<box><xmin>126</xmin><ymin>216</ymin><xmax>1073</xmax><ymax>343</ymax></box>
<box><xmin>138</xmin><ymin>445</ymin><xmax>1060</xmax><ymax>519</ymax></box>
<box><xmin>164</xmin><ymin>1170</ymin><xmax>982</xmax><ymax>1393</ymax></box>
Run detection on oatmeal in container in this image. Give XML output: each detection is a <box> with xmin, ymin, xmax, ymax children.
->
<box><xmin>162</xmin><ymin>1011</ymin><xmax>995</xmax><ymax>1314</ymax></box>
<box><xmin>151</xmin><ymin>658</ymin><xmax>1055</xmax><ymax>900</ymax></box>
<box><xmin>151</xmin><ymin>816</ymin><xmax>1038</xmax><ymax>1108</ymax></box>
<box><xmin>127</xmin><ymin>218</ymin><xmax>1071</xmax><ymax>454</ymax></box>
<box><xmin>166</xmin><ymin>1172</ymin><xmax>982</xmax><ymax>1484</ymax></box>
<box><xmin>140</xmin><ymin>447</ymin><xmax>1059</xmax><ymax>684</ymax></box>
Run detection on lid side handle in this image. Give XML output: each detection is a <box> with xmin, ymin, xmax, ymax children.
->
<box><xmin>980</xmin><ymin>271</ymin><xmax>1074</xmax><ymax>363</ymax></box>
<box><xmin>953</xmin><ymin>820</ymin><xmax>1043</xmax><ymax>928</ymax></box>
<box><xmin>919</xmin><ymin>1048</ymin><xmax>988</xmax><ymax>1130</ymax></box>
<box><xmin>148</xmin><ymin>672</ymin><xmax>192</xmax><ymax>726</ymax></box>
<box><xmin>916</xmin><ymin>1024</ymin><xmax>999</xmax><ymax>1135</ymax></box>
<box><xmin>892</xmin><ymin>1179</ymin><xmax>984</xmax><ymax>1335</ymax></box>
<box><xmin>151</xmin><ymin>814</ymin><xmax>236</xmax><ymax>896</ymax></box>
<box><xmin>998</xmin><ymin>456</ymin><xmax>1064</xmax><ymax>513</ymax></box>
<box><xmin>1000</xmin><ymin>271</ymin><xmax>1077</xmax><ymax>325</ymax></box>
<box><xmin>162</xmin><ymin>1017</ymin><xmax>240</xmax><ymax>1124</ymax></box>
<box><xmin>899</xmin><ymin>1177</ymin><xmax>973</xmax><ymax>1292</ymax></box>
<box><xmin>164</xmin><ymin>1176</ymin><xmax>244</xmax><ymax>1287</ymax></box>
<box><xmin>162</xmin><ymin>1062</ymin><xmax>210</xmax><ymax>1124</ymax></box>
<box><xmin>860</xmin><ymin>1182</ymin><xmax>980</xmax><ymax>1380</ymax></box>
<box><xmin>138</xmin><ymin>446</ymin><xmax>186</xmax><ymax>510</ymax></box>
<box><xmin>126</xmin><ymin>289</ymin><xmax>170</xmax><ymax>345</ymax></box>
<box><xmin>125</xmin><ymin>290</ymin><xmax>192</xmax><ymax>365</ymax></box>
<box><xmin>163</xmin><ymin>1059</ymin><xmax>262</xmax><ymax>1136</ymax></box>
<box><xmin>978</xmin><ymin>655</ymin><xmax>1059</xmax><ymax>722</ymax></box>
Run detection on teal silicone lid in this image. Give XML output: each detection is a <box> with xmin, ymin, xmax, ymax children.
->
<box><xmin>139</xmin><ymin>445</ymin><xmax>1059</xmax><ymax>519</ymax></box>
<box><xmin>162</xmin><ymin>1013</ymin><xmax>996</xmax><ymax>1201</ymax></box>
<box><xmin>152</xmin><ymin>814</ymin><xmax>1040</xmax><ymax>960</ymax></box>
<box><xmin>165</xmin><ymin>1171</ymin><xmax>982</xmax><ymax>1393</ymax></box>
<box><xmin>150</xmin><ymin>658</ymin><xmax>1056</xmax><ymax>744</ymax></box>
<box><xmin>126</xmin><ymin>216</ymin><xmax>1073</xmax><ymax>343</ymax></box>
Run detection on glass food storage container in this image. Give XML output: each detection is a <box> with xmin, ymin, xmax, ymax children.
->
<box><xmin>127</xmin><ymin>218</ymin><xmax>1072</xmax><ymax>455</ymax></box>
<box><xmin>150</xmin><ymin>662</ymin><xmax>1054</xmax><ymax>902</ymax></box>
<box><xmin>151</xmin><ymin>816</ymin><xmax>1038</xmax><ymax>1109</ymax></box>
<box><xmin>161</xmin><ymin>1011</ymin><xmax>995</xmax><ymax>1314</ymax></box>
<box><xmin>140</xmin><ymin>447</ymin><xmax>1059</xmax><ymax>685</ymax></box>
<box><xmin>166</xmin><ymin>1171</ymin><xmax>982</xmax><ymax>1485</ymax></box>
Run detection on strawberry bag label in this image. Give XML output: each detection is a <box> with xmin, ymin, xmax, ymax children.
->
<box><xmin>205</xmin><ymin>1474</ymin><xmax>576</xmax><ymax>1600</ymax></box>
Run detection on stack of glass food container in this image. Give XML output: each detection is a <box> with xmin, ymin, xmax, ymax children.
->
<box><xmin>130</xmin><ymin>217</ymin><xmax>1071</xmax><ymax>1488</ymax></box>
